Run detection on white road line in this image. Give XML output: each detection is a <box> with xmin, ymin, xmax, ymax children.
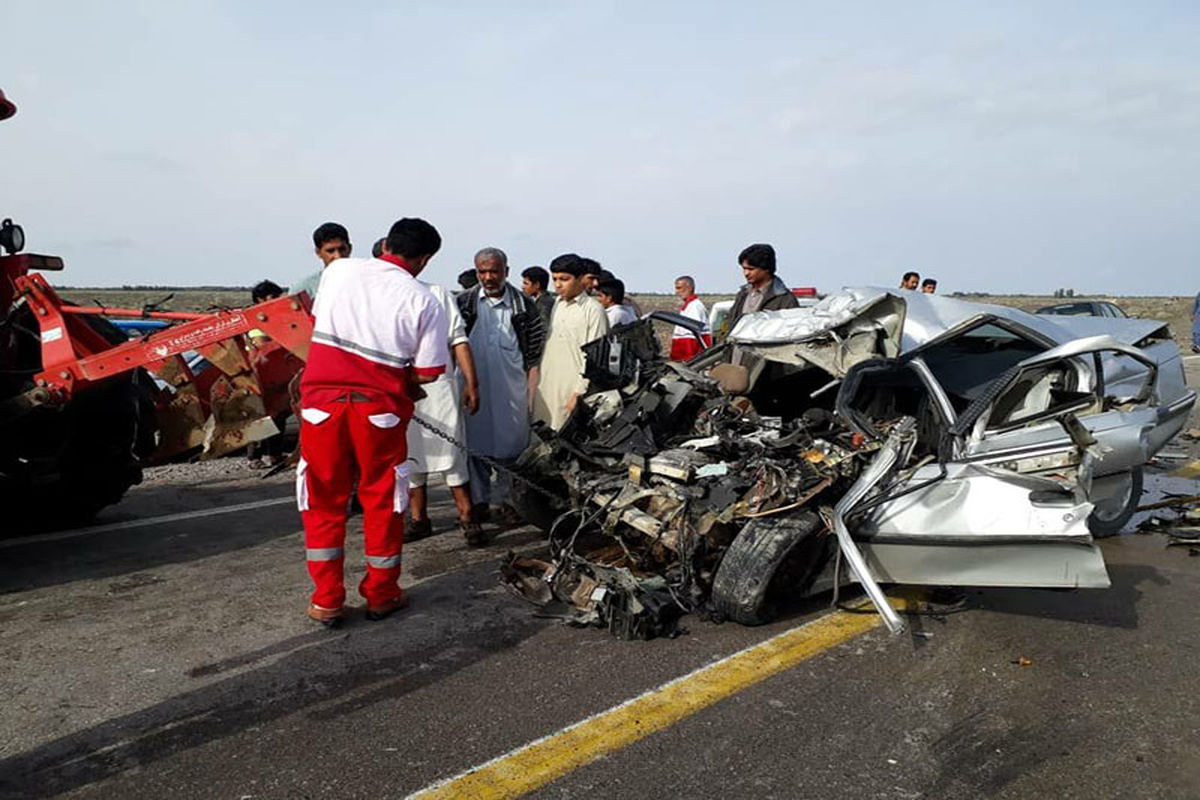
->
<box><xmin>0</xmin><ymin>496</ymin><xmax>295</xmax><ymax>549</ymax></box>
<box><xmin>1183</xmin><ymin>354</ymin><xmax>1200</xmax><ymax>361</ymax></box>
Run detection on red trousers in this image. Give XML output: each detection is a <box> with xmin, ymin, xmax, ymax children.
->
<box><xmin>297</xmin><ymin>396</ymin><xmax>409</xmax><ymax>609</ymax></box>
<box><xmin>669</xmin><ymin>334</ymin><xmax>712</xmax><ymax>362</ymax></box>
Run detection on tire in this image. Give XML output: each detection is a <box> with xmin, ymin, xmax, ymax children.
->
<box><xmin>1086</xmin><ymin>465</ymin><xmax>1143</xmax><ymax>538</ymax></box>
<box><xmin>0</xmin><ymin>305</ymin><xmax>157</xmax><ymax>533</ymax></box>
<box><xmin>0</xmin><ymin>372</ymin><xmax>156</xmax><ymax>533</ymax></box>
<box><xmin>711</xmin><ymin>511</ymin><xmax>831</xmax><ymax>625</ymax></box>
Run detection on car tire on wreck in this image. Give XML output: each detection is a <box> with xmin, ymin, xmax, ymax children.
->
<box><xmin>1085</xmin><ymin>465</ymin><xmax>1144</xmax><ymax>538</ymax></box>
<box><xmin>711</xmin><ymin>511</ymin><xmax>830</xmax><ymax>626</ymax></box>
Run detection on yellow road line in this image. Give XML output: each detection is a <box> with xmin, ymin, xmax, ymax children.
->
<box><xmin>407</xmin><ymin>608</ymin><xmax>882</xmax><ymax>800</ymax></box>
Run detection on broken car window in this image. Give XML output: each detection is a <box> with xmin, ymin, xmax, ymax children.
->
<box><xmin>918</xmin><ymin>322</ymin><xmax>1045</xmax><ymax>413</ymax></box>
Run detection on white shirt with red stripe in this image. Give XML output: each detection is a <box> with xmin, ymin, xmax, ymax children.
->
<box><xmin>301</xmin><ymin>256</ymin><xmax>448</xmax><ymax>414</ymax></box>
<box><xmin>669</xmin><ymin>295</ymin><xmax>712</xmax><ymax>360</ymax></box>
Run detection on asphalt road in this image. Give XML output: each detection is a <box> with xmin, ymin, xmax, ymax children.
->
<box><xmin>3</xmin><ymin>362</ymin><xmax>1200</xmax><ymax>799</ymax></box>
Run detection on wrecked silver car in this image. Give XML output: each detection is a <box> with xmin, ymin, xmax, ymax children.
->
<box><xmin>505</xmin><ymin>288</ymin><xmax>1195</xmax><ymax>638</ymax></box>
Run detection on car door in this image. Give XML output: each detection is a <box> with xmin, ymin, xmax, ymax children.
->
<box><xmin>954</xmin><ymin>334</ymin><xmax>1159</xmax><ymax>482</ymax></box>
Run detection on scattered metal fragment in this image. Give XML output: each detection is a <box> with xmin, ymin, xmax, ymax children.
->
<box><xmin>1136</xmin><ymin>493</ymin><xmax>1200</xmax><ymax>512</ymax></box>
<box><xmin>508</xmin><ymin>289</ymin><xmax>1197</xmax><ymax>639</ymax></box>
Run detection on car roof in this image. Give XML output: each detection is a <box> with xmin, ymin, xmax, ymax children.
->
<box><xmin>729</xmin><ymin>287</ymin><xmax>1163</xmax><ymax>351</ymax></box>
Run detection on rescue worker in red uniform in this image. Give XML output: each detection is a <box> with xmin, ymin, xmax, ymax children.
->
<box><xmin>297</xmin><ymin>218</ymin><xmax>448</xmax><ymax>626</ymax></box>
<box><xmin>669</xmin><ymin>275</ymin><xmax>712</xmax><ymax>361</ymax></box>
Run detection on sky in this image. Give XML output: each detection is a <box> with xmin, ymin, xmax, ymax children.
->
<box><xmin>3</xmin><ymin>1</ymin><xmax>1199</xmax><ymax>294</ymax></box>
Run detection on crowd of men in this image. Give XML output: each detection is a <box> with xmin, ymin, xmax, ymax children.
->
<box><xmin>278</xmin><ymin>218</ymin><xmax>943</xmax><ymax>625</ymax></box>
<box><xmin>900</xmin><ymin>270</ymin><xmax>938</xmax><ymax>294</ymax></box>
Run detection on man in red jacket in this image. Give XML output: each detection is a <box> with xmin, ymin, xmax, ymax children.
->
<box><xmin>297</xmin><ymin>218</ymin><xmax>448</xmax><ymax>626</ymax></box>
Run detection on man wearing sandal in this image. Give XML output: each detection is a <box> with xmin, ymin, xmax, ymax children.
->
<box><xmin>457</xmin><ymin>246</ymin><xmax>546</xmax><ymax>529</ymax></box>
<box><xmin>405</xmin><ymin>279</ymin><xmax>485</xmax><ymax>545</ymax></box>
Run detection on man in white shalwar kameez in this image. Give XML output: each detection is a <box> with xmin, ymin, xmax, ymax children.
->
<box><xmin>457</xmin><ymin>247</ymin><xmax>547</xmax><ymax>526</ymax></box>
<box><xmin>407</xmin><ymin>281</ymin><xmax>483</xmax><ymax>544</ymax></box>
<box><xmin>534</xmin><ymin>254</ymin><xmax>609</xmax><ymax>431</ymax></box>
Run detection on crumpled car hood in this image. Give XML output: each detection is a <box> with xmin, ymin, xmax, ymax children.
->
<box><xmin>726</xmin><ymin>290</ymin><xmax>907</xmax><ymax>376</ymax></box>
<box><xmin>728</xmin><ymin>286</ymin><xmax>1169</xmax><ymax>354</ymax></box>
<box><xmin>727</xmin><ymin>289</ymin><xmax>899</xmax><ymax>345</ymax></box>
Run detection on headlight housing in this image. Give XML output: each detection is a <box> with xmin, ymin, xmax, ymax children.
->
<box><xmin>1</xmin><ymin>218</ymin><xmax>25</xmax><ymax>255</ymax></box>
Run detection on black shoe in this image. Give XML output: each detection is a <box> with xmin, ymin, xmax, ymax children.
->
<box><xmin>461</xmin><ymin>520</ymin><xmax>490</xmax><ymax>547</ymax></box>
<box><xmin>407</xmin><ymin>518</ymin><xmax>433</xmax><ymax>541</ymax></box>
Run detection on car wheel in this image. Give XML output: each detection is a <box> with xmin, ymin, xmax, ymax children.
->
<box><xmin>711</xmin><ymin>511</ymin><xmax>830</xmax><ymax>625</ymax></box>
<box><xmin>1086</xmin><ymin>466</ymin><xmax>1144</xmax><ymax>538</ymax></box>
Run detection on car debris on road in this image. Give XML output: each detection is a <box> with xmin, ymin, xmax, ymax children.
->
<box><xmin>503</xmin><ymin>288</ymin><xmax>1197</xmax><ymax>639</ymax></box>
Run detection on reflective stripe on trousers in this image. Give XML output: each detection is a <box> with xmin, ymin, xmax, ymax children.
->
<box><xmin>298</xmin><ymin>399</ymin><xmax>410</xmax><ymax>609</ymax></box>
<box><xmin>306</xmin><ymin>547</ymin><xmax>344</xmax><ymax>561</ymax></box>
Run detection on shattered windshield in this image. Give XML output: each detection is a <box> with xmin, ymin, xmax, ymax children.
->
<box><xmin>917</xmin><ymin>322</ymin><xmax>1045</xmax><ymax>413</ymax></box>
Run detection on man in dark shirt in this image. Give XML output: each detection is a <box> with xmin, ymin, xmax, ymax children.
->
<box><xmin>725</xmin><ymin>243</ymin><xmax>799</xmax><ymax>335</ymax></box>
<box><xmin>521</xmin><ymin>265</ymin><xmax>556</xmax><ymax>329</ymax></box>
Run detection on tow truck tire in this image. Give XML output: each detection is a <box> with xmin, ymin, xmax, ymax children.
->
<box><xmin>1</xmin><ymin>372</ymin><xmax>155</xmax><ymax>532</ymax></box>
<box><xmin>0</xmin><ymin>308</ymin><xmax>157</xmax><ymax>533</ymax></box>
<box><xmin>1086</xmin><ymin>466</ymin><xmax>1143</xmax><ymax>538</ymax></box>
<box><xmin>711</xmin><ymin>511</ymin><xmax>829</xmax><ymax>626</ymax></box>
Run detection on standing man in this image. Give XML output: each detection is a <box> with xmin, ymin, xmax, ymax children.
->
<box><xmin>596</xmin><ymin>278</ymin><xmax>638</xmax><ymax>328</ymax></box>
<box><xmin>293</xmin><ymin>222</ymin><xmax>352</xmax><ymax>302</ymax></box>
<box><xmin>247</xmin><ymin>280</ymin><xmax>289</xmax><ymax>469</ymax></box>
<box><xmin>725</xmin><ymin>243</ymin><xmax>799</xmax><ymax>335</ymax></box>
<box><xmin>580</xmin><ymin>258</ymin><xmax>603</xmax><ymax>294</ymax></box>
<box><xmin>406</xmin><ymin>279</ymin><xmax>483</xmax><ymax>545</ymax></box>
<box><xmin>1191</xmin><ymin>290</ymin><xmax>1200</xmax><ymax>353</ymax></box>
<box><xmin>521</xmin><ymin>265</ymin><xmax>556</xmax><ymax>329</ymax></box>
<box><xmin>900</xmin><ymin>271</ymin><xmax>920</xmax><ymax>290</ymax></box>
<box><xmin>458</xmin><ymin>247</ymin><xmax>546</xmax><ymax>525</ymax></box>
<box><xmin>298</xmin><ymin>218</ymin><xmax>447</xmax><ymax>626</ymax></box>
<box><xmin>669</xmin><ymin>275</ymin><xmax>712</xmax><ymax>361</ymax></box>
<box><xmin>458</xmin><ymin>269</ymin><xmax>480</xmax><ymax>291</ymax></box>
<box><xmin>596</xmin><ymin>268</ymin><xmax>643</xmax><ymax>317</ymax></box>
<box><xmin>534</xmin><ymin>254</ymin><xmax>609</xmax><ymax>430</ymax></box>
<box><xmin>921</xmin><ymin>278</ymin><xmax>937</xmax><ymax>294</ymax></box>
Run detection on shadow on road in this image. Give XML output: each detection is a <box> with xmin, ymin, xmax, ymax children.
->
<box><xmin>972</xmin><ymin>562</ymin><xmax>1165</xmax><ymax>630</ymax></box>
<box><xmin>0</xmin><ymin>482</ymin><xmax>299</xmax><ymax>594</ymax></box>
<box><xmin>0</xmin><ymin>558</ymin><xmax>549</xmax><ymax>800</ymax></box>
